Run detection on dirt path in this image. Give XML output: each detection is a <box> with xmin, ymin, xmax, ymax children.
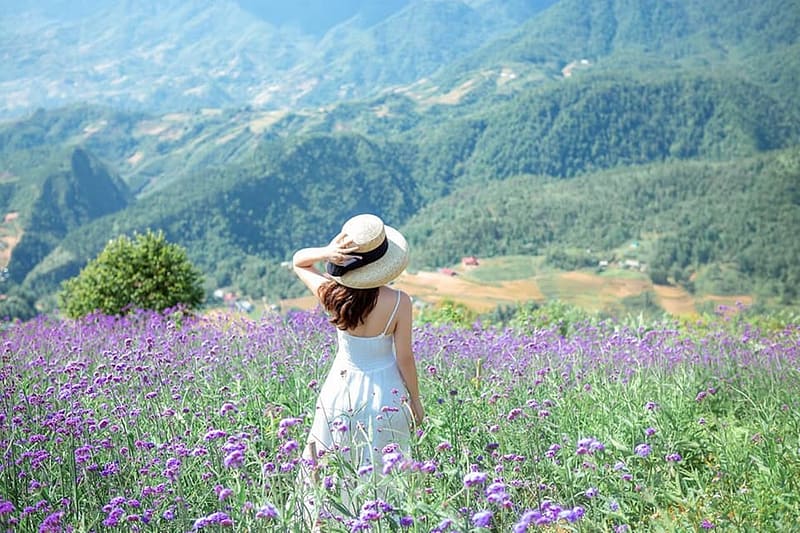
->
<box><xmin>653</xmin><ymin>284</ymin><xmax>697</xmax><ymax>315</ymax></box>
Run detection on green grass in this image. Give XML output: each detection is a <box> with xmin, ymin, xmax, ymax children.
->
<box><xmin>460</xmin><ymin>255</ymin><xmax>547</xmax><ymax>284</ymax></box>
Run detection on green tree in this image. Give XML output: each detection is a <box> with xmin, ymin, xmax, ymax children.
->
<box><xmin>58</xmin><ymin>230</ymin><xmax>204</xmax><ymax>318</ymax></box>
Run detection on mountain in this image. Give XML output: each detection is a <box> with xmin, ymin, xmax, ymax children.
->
<box><xmin>0</xmin><ymin>0</ymin><xmax>545</xmax><ymax>119</ymax></box>
<box><xmin>0</xmin><ymin>0</ymin><xmax>798</xmax><ymax>318</ymax></box>
<box><xmin>402</xmin><ymin>147</ymin><xmax>800</xmax><ymax>302</ymax></box>
<box><xmin>0</xmin><ymin>145</ymin><xmax>130</xmax><ymax>289</ymax></box>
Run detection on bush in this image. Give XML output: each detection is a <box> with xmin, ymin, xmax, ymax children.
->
<box><xmin>58</xmin><ymin>230</ymin><xmax>204</xmax><ymax>318</ymax></box>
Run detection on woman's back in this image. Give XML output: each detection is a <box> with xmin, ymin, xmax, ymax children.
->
<box><xmin>340</xmin><ymin>286</ymin><xmax>401</xmax><ymax>338</ymax></box>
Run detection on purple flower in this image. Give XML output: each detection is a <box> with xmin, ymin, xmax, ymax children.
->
<box><xmin>634</xmin><ymin>443</ymin><xmax>652</xmax><ymax>457</ymax></box>
<box><xmin>558</xmin><ymin>506</ymin><xmax>585</xmax><ymax>523</ymax></box>
<box><xmin>382</xmin><ymin>451</ymin><xmax>403</xmax><ymax>474</ymax></box>
<box><xmin>193</xmin><ymin>511</ymin><xmax>233</xmax><ymax>529</ymax></box>
<box><xmin>436</xmin><ymin>441</ymin><xmax>452</xmax><ymax>452</ymax></box>
<box><xmin>223</xmin><ymin>450</ymin><xmax>244</xmax><ymax>468</ymax></box>
<box><xmin>695</xmin><ymin>391</ymin><xmax>708</xmax><ymax>402</ymax></box>
<box><xmin>279</xmin><ymin>417</ymin><xmax>302</xmax><ymax>429</ymax></box>
<box><xmin>399</xmin><ymin>515</ymin><xmax>414</xmax><ymax>527</ymax></box>
<box><xmin>255</xmin><ymin>503</ymin><xmax>278</xmax><ymax>519</ymax></box>
<box><xmin>645</xmin><ymin>401</ymin><xmax>658</xmax><ymax>411</ymax></box>
<box><xmin>576</xmin><ymin>437</ymin><xmax>605</xmax><ymax>455</ymax></box>
<box><xmin>665</xmin><ymin>453</ymin><xmax>682</xmax><ymax>462</ymax></box>
<box><xmin>507</xmin><ymin>407</ymin><xmax>523</xmax><ymax>421</ymax></box>
<box><xmin>0</xmin><ymin>500</ymin><xmax>15</xmax><ymax>514</ymax></box>
<box><xmin>584</xmin><ymin>487</ymin><xmax>598</xmax><ymax>499</ymax></box>
<box><xmin>644</xmin><ymin>427</ymin><xmax>657</xmax><ymax>437</ymax></box>
<box><xmin>472</xmin><ymin>510</ymin><xmax>492</xmax><ymax>528</ymax></box>
<box><xmin>463</xmin><ymin>471</ymin><xmax>488</xmax><ymax>487</ymax></box>
<box><xmin>204</xmin><ymin>429</ymin><xmax>227</xmax><ymax>441</ymax></box>
<box><xmin>432</xmin><ymin>518</ymin><xmax>453</xmax><ymax>532</ymax></box>
<box><xmin>280</xmin><ymin>439</ymin><xmax>299</xmax><ymax>454</ymax></box>
<box><xmin>701</xmin><ymin>519</ymin><xmax>715</xmax><ymax>529</ymax></box>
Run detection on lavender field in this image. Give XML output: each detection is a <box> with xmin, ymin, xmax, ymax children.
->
<box><xmin>2</xmin><ymin>308</ymin><xmax>799</xmax><ymax>532</ymax></box>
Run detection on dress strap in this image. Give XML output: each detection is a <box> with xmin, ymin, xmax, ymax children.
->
<box><xmin>382</xmin><ymin>290</ymin><xmax>402</xmax><ymax>336</ymax></box>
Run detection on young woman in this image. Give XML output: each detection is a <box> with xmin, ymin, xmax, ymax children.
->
<box><xmin>292</xmin><ymin>214</ymin><xmax>424</xmax><ymax>474</ymax></box>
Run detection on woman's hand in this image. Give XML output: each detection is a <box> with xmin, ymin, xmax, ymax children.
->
<box><xmin>409</xmin><ymin>396</ymin><xmax>425</xmax><ymax>426</ymax></box>
<box><xmin>324</xmin><ymin>232</ymin><xmax>361</xmax><ymax>267</ymax></box>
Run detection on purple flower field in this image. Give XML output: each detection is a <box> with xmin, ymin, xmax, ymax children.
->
<box><xmin>2</xmin><ymin>309</ymin><xmax>799</xmax><ymax>531</ymax></box>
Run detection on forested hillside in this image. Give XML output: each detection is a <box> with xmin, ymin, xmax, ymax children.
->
<box><xmin>403</xmin><ymin>148</ymin><xmax>800</xmax><ymax>303</ymax></box>
<box><xmin>0</xmin><ymin>0</ymin><xmax>798</xmax><ymax>318</ymax></box>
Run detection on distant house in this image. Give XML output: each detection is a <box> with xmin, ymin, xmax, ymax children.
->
<box><xmin>461</xmin><ymin>256</ymin><xmax>480</xmax><ymax>267</ymax></box>
<box><xmin>438</xmin><ymin>268</ymin><xmax>457</xmax><ymax>276</ymax></box>
<box><xmin>624</xmin><ymin>259</ymin><xmax>641</xmax><ymax>270</ymax></box>
<box><xmin>598</xmin><ymin>260</ymin><xmax>609</xmax><ymax>269</ymax></box>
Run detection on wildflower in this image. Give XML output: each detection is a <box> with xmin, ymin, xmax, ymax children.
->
<box><xmin>193</xmin><ymin>511</ymin><xmax>233</xmax><ymax>529</ymax></box>
<box><xmin>216</xmin><ymin>487</ymin><xmax>233</xmax><ymax>501</ymax></box>
<box><xmin>576</xmin><ymin>437</ymin><xmax>605</xmax><ymax>455</ymax></box>
<box><xmin>399</xmin><ymin>515</ymin><xmax>414</xmax><ymax>527</ymax></box>
<box><xmin>644</xmin><ymin>427</ymin><xmax>656</xmax><ymax>437</ymax></box>
<box><xmin>463</xmin><ymin>471</ymin><xmax>488</xmax><ymax>487</ymax></box>
<box><xmin>256</xmin><ymin>503</ymin><xmax>278</xmax><ymax>519</ymax></box>
<box><xmin>382</xmin><ymin>451</ymin><xmax>403</xmax><ymax>474</ymax></box>
<box><xmin>0</xmin><ymin>501</ymin><xmax>14</xmax><ymax>515</ymax></box>
<box><xmin>558</xmin><ymin>506</ymin><xmax>585</xmax><ymax>522</ymax></box>
<box><xmin>472</xmin><ymin>510</ymin><xmax>492</xmax><ymax>528</ymax></box>
<box><xmin>695</xmin><ymin>390</ymin><xmax>708</xmax><ymax>402</ymax></box>
<box><xmin>357</xmin><ymin>465</ymin><xmax>373</xmax><ymax>477</ymax></box>
<box><xmin>436</xmin><ymin>441</ymin><xmax>452</xmax><ymax>452</ymax></box>
<box><xmin>223</xmin><ymin>450</ymin><xmax>244</xmax><ymax>468</ymax></box>
<box><xmin>420</xmin><ymin>460</ymin><xmax>437</xmax><ymax>473</ymax></box>
<box><xmin>701</xmin><ymin>518</ymin><xmax>715</xmax><ymax>529</ymax></box>
<box><xmin>634</xmin><ymin>443</ymin><xmax>652</xmax><ymax>457</ymax></box>
<box><xmin>204</xmin><ymin>429</ymin><xmax>227</xmax><ymax>441</ymax></box>
<box><xmin>280</xmin><ymin>439</ymin><xmax>299</xmax><ymax>454</ymax></box>
<box><xmin>432</xmin><ymin>518</ymin><xmax>453</xmax><ymax>532</ymax></box>
<box><xmin>219</xmin><ymin>402</ymin><xmax>237</xmax><ymax>416</ymax></box>
<box><xmin>39</xmin><ymin>510</ymin><xmax>64</xmax><ymax>531</ymax></box>
<box><xmin>644</xmin><ymin>401</ymin><xmax>658</xmax><ymax>411</ymax></box>
<box><xmin>278</xmin><ymin>417</ymin><xmax>302</xmax><ymax>429</ymax></box>
<box><xmin>584</xmin><ymin>487</ymin><xmax>598</xmax><ymax>499</ymax></box>
<box><xmin>507</xmin><ymin>407</ymin><xmax>523</xmax><ymax>421</ymax></box>
<box><xmin>665</xmin><ymin>453</ymin><xmax>682</xmax><ymax>462</ymax></box>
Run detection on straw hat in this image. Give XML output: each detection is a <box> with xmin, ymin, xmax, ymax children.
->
<box><xmin>326</xmin><ymin>214</ymin><xmax>409</xmax><ymax>289</ymax></box>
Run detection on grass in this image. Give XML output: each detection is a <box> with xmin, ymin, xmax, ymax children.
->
<box><xmin>459</xmin><ymin>255</ymin><xmax>548</xmax><ymax>284</ymax></box>
<box><xmin>1</xmin><ymin>310</ymin><xmax>799</xmax><ymax>531</ymax></box>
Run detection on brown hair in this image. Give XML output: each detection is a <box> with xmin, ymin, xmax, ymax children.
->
<box><xmin>318</xmin><ymin>280</ymin><xmax>380</xmax><ymax>330</ymax></box>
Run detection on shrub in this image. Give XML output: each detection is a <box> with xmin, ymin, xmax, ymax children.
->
<box><xmin>58</xmin><ymin>230</ymin><xmax>204</xmax><ymax>318</ymax></box>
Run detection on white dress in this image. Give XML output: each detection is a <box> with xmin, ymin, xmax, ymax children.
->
<box><xmin>306</xmin><ymin>290</ymin><xmax>412</xmax><ymax>468</ymax></box>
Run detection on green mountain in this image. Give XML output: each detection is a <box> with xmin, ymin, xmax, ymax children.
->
<box><xmin>403</xmin><ymin>147</ymin><xmax>800</xmax><ymax>302</ymax></box>
<box><xmin>0</xmin><ymin>0</ymin><xmax>798</xmax><ymax>318</ymax></box>
<box><xmin>0</xmin><ymin>145</ymin><xmax>130</xmax><ymax>307</ymax></box>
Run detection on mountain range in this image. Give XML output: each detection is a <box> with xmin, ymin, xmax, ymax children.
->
<box><xmin>0</xmin><ymin>0</ymin><xmax>798</xmax><ymax>319</ymax></box>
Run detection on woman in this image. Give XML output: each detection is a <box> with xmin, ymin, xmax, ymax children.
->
<box><xmin>292</xmin><ymin>214</ymin><xmax>424</xmax><ymax>475</ymax></box>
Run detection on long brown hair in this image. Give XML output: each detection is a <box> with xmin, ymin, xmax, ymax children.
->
<box><xmin>318</xmin><ymin>280</ymin><xmax>380</xmax><ymax>330</ymax></box>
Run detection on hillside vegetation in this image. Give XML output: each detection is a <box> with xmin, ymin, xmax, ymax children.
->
<box><xmin>0</xmin><ymin>0</ymin><xmax>798</xmax><ymax>318</ymax></box>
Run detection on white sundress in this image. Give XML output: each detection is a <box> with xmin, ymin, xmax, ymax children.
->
<box><xmin>306</xmin><ymin>289</ymin><xmax>412</xmax><ymax>468</ymax></box>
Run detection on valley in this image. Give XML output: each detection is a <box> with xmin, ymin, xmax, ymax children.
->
<box><xmin>277</xmin><ymin>256</ymin><xmax>753</xmax><ymax>319</ymax></box>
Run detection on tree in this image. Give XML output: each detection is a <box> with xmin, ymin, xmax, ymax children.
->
<box><xmin>59</xmin><ymin>230</ymin><xmax>204</xmax><ymax>318</ymax></box>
